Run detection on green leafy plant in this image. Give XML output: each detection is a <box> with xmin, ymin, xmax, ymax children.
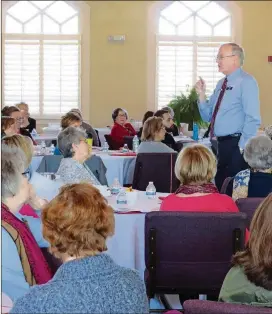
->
<box><xmin>168</xmin><ymin>88</ymin><xmax>208</xmax><ymax>131</ymax></box>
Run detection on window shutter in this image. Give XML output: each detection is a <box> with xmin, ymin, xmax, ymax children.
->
<box><xmin>157</xmin><ymin>41</ymin><xmax>193</xmax><ymax>109</ymax></box>
<box><xmin>4</xmin><ymin>39</ymin><xmax>40</xmax><ymax>113</ymax></box>
<box><xmin>43</xmin><ymin>39</ymin><xmax>80</xmax><ymax>114</ymax></box>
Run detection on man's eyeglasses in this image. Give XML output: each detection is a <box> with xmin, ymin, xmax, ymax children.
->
<box><xmin>216</xmin><ymin>54</ymin><xmax>235</xmax><ymax>61</ymax></box>
<box><xmin>22</xmin><ymin>170</ymin><xmax>30</xmax><ymax>179</ymax></box>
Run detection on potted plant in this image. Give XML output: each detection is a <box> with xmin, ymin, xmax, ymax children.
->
<box><xmin>168</xmin><ymin>87</ymin><xmax>208</xmax><ymax>131</ymax></box>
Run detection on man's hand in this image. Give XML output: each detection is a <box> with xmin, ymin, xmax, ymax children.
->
<box><xmin>195</xmin><ymin>76</ymin><xmax>206</xmax><ymax>102</ymax></box>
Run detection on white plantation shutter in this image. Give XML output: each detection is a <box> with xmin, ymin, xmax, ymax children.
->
<box><xmin>157</xmin><ymin>42</ymin><xmax>193</xmax><ymax>108</ymax></box>
<box><xmin>4</xmin><ymin>39</ymin><xmax>40</xmax><ymax>114</ymax></box>
<box><xmin>157</xmin><ymin>1</ymin><xmax>232</xmax><ymax>109</ymax></box>
<box><xmin>43</xmin><ymin>39</ymin><xmax>80</xmax><ymax>114</ymax></box>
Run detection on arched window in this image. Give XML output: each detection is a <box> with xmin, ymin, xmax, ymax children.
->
<box><xmin>2</xmin><ymin>1</ymin><xmax>90</xmax><ymax>116</ymax></box>
<box><xmin>157</xmin><ymin>1</ymin><xmax>233</xmax><ymax>108</ymax></box>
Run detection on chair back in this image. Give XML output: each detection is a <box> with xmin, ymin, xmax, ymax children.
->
<box><xmin>183</xmin><ymin>299</ymin><xmax>272</xmax><ymax>314</ymax></box>
<box><xmin>132</xmin><ymin>153</ymin><xmax>179</xmax><ymax>193</ymax></box>
<box><xmin>36</xmin><ymin>155</ymin><xmax>63</xmax><ymax>173</ymax></box>
<box><xmin>95</xmin><ymin>129</ymin><xmax>101</xmax><ymax>147</ymax></box>
<box><xmin>235</xmin><ymin>197</ymin><xmax>264</xmax><ymax>228</ymax></box>
<box><xmin>220</xmin><ymin>177</ymin><xmax>234</xmax><ymax>196</ymax></box>
<box><xmin>124</xmin><ymin>136</ymin><xmax>140</xmax><ymax>150</ymax></box>
<box><xmin>145</xmin><ymin>212</ymin><xmax>247</xmax><ymax>298</ymax></box>
<box><xmin>104</xmin><ymin>134</ymin><xmax>120</xmax><ymax>150</ymax></box>
<box><xmin>41</xmin><ymin>248</ymin><xmax>62</xmax><ymax>275</ymax></box>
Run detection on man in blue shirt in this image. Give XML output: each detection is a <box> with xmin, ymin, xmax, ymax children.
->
<box><xmin>195</xmin><ymin>43</ymin><xmax>261</xmax><ymax>190</ymax></box>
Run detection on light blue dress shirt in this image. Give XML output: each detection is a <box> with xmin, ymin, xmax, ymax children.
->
<box><xmin>198</xmin><ymin>68</ymin><xmax>261</xmax><ymax>149</ymax></box>
<box><xmin>2</xmin><ymin>212</ymin><xmax>49</xmax><ymax>302</ymax></box>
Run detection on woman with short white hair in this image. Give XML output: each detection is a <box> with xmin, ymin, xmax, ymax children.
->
<box><xmin>56</xmin><ymin>126</ymin><xmax>101</xmax><ymax>185</ymax></box>
<box><xmin>232</xmin><ymin>135</ymin><xmax>272</xmax><ymax>200</ymax></box>
<box><xmin>1</xmin><ymin>145</ymin><xmax>52</xmax><ymax>302</ymax></box>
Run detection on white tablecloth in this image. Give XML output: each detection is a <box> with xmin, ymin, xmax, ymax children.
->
<box><xmin>31</xmin><ymin>152</ymin><xmax>136</xmax><ymax>186</ymax></box>
<box><xmin>174</xmin><ymin>136</ymin><xmax>212</xmax><ymax>147</ymax></box>
<box><xmin>106</xmin><ymin>191</ymin><xmax>168</xmax><ymax>279</ymax></box>
<box><xmin>33</xmin><ymin>134</ymin><xmax>58</xmax><ymax>142</ymax></box>
<box><xmin>95</xmin><ymin>128</ymin><xmax>111</xmax><ymax>146</ymax></box>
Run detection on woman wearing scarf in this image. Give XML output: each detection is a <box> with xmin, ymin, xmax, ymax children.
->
<box><xmin>1</xmin><ymin>145</ymin><xmax>52</xmax><ymax>302</ymax></box>
<box><xmin>160</xmin><ymin>144</ymin><xmax>239</xmax><ymax>212</ymax></box>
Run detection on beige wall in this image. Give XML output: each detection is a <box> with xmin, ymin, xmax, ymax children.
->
<box><xmin>86</xmin><ymin>1</ymin><xmax>272</xmax><ymax>128</ymax></box>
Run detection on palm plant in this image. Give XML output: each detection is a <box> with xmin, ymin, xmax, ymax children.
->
<box><xmin>168</xmin><ymin>87</ymin><xmax>208</xmax><ymax>131</ymax></box>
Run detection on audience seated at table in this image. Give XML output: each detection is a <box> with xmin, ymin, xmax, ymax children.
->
<box><xmin>219</xmin><ymin>193</ymin><xmax>272</xmax><ymax>307</ymax></box>
<box><xmin>137</xmin><ymin>110</ymin><xmax>154</xmax><ymax>138</ymax></box>
<box><xmin>160</xmin><ymin>145</ymin><xmax>240</xmax><ymax>212</ymax></box>
<box><xmin>110</xmin><ymin>108</ymin><xmax>136</xmax><ymax>149</ymax></box>
<box><xmin>1</xmin><ymin>116</ymin><xmax>16</xmax><ymax>138</ymax></box>
<box><xmin>232</xmin><ymin>135</ymin><xmax>272</xmax><ymax>201</ymax></box>
<box><xmin>265</xmin><ymin>125</ymin><xmax>272</xmax><ymax>140</ymax></box>
<box><xmin>11</xmin><ymin>183</ymin><xmax>149</xmax><ymax>314</ymax></box>
<box><xmin>161</xmin><ymin>106</ymin><xmax>179</xmax><ymax>136</ymax></box>
<box><xmin>154</xmin><ymin>109</ymin><xmax>179</xmax><ymax>151</ymax></box>
<box><xmin>1</xmin><ymin>106</ymin><xmax>35</xmax><ymax>144</ymax></box>
<box><xmin>2</xmin><ymin>134</ymin><xmax>62</xmax><ymax>215</ymax></box>
<box><xmin>1</xmin><ymin>145</ymin><xmax>52</xmax><ymax>302</ymax></box>
<box><xmin>16</xmin><ymin>102</ymin><xmax>36</xmax><ymax>133</ymax></box>
<box><xmin>69</xmin><ymin>108</ymin><xmax>100</xmax><ymax>146</ymax></box>
<box><xmin>56</xmin><ymin>127</ymin><xmax>101</xmax><ymax>185</ymax></box>
<box><xmin>138</xmin><ymin>116</ymin><xmax>175</xmax><ymax>153</ymax></box>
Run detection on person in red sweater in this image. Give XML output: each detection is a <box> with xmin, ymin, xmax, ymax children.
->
<box><xmin>161</xmin><ymin>144</ymin><xmax>240</xmax><ymax>213</ymax></box>
<box><xmin>110</xmin><ymin>108</ymin><xmax>136</xmax><ymax>149</ymax></box>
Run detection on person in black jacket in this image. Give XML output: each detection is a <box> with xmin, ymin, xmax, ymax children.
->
<box><xmin>17</xmin><ymin>102</ymin><xmax>36</xmax><ymax>133</ymax></box>
<box><xmin>154</xmin><ymin>109</ymin><xmax>179</xmax><ymax>152</ymax></box>
<box><xmin>161</xmin><ymin>106</ymin><xmax>179</xmax><ymax>136</ymax></box>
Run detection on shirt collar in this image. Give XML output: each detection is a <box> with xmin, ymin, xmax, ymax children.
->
<box><xmin>226</xmin><ymin>67</ymin><xmax>242</xmax><ymax>81</ymax></box>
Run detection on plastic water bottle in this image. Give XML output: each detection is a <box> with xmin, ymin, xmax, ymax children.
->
<box><xmin>110</xmin><ymin>178</ymin><xmax>121</xmax><ymax>195</ymax></box>
<box><xmin>31</xmin><ymin>128</ymin><xmax>38</xmax><ymax>137</ymax></box>
<box><xmin>122</xmin><ymin>144</ymin><xmax>129</xmax><ymax>153</ymax></box>
<box><xmin>132</xmin><ymin>135</ymin><xmax>139</xmax><ymax>153</ymax></box>
<box><xmin>193</xmin><ymin>122</ymin><xmax>199</xmax><ymax>141</ymax></box>
<box><xmin>41</xmin><ymin>140</ymin><xmax>46</xmax><ymax>154</ymax></box>
<box><xmin>50</xmin><ymin>144</ymin><xmax>55</xmax><ymax>155</ymax></box>
<box><xmin>116</xmin><ymin>188</ymin><xmax>128</xmax><ymax>209</ymax></box>
<box><xmin>146</xmin><ymin>182</ymin><xmax>156</xmax><ymax>199</ymax></box>
<box><xmin>103</xmin><ymin>141</ymin><xmax>109</xmax><ymax>152</ymax></box>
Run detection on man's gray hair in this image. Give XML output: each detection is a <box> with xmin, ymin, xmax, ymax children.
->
<box><xmin>226</xmin><ymin>43</ymin><xmax>245</xmax><ymax>66</ymax></box>
<box><xmin>244</xmin><ymin>135</ymin><xmax>272</xmax><ymax>170</ymax></box>
<box><xmin>57</xmin><ymin>126</ymin><xmax>87</xmax><ymax>158</ymax></box>
<box><xmin>265</xmin><ymin>125</ymin><xmax>272</xmax><ymax>140</ymax></box>
<box><xmin>1</xmin><ymin>144</ymin><xmax>26</xmax><ymax>199</ymax></box>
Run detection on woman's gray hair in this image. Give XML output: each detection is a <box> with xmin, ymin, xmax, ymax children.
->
<box><xmin>57</xmin><ymin>126</ymin><xmax>86</xmax><ymax>158</ymax></box>
<box><xmin>161</xmin><ymin>106</ymin><xmax>174</xmax><ymax>118</ymax></box>
<box><xmin>244</xmin><ymin>135</ymin><xmax>272</xmax><ymax>170</ymax></box>
<box><xmin>1</xmin><ymin>144</ymin><xmax>26</xmax><ymax>199</ymax></box>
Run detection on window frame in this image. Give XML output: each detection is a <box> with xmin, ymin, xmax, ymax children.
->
<box><xmin>1</xmin><ymin>0</ymin><xmax>91</xmax><ymax>121</ymax></box>
<box><xmin>147</xmin><ymin>0</ymin><xmax>242</xmax><ymax>111</ymax></box>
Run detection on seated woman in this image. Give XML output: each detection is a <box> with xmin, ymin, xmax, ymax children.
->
<box><xmin>219</xmin><ymin>194</ymin><xmax>272</xmax><ymax>307</ymax></box>
<box><xmin>232</xmin><ymin>135</ymin><xmax>272</xmax><ymax>201</ymax></box>
<box><xmin>1</xmin><ymin>145</ymin><xmax>52</xmax><ymax>302</ymax></box>
<box><xmin>265</xmin><ymin>125</ymin><xmax>272</xmax><ymax>140</ymax></box>
<box><xmin>69</xmin><ymin>108</ymin><xmax>100</xmax><ymax>146</ymax></box>
<box><xmin>161</xmin><ymin>106</ymin><xmax>179</xmax><ymax>136</ymax></box>
<box><xmin>137</xmin><ymin>110</ymin><xmax>154</xmax><ymax>138</ymax></box>
<box><xmin>161</xmin><ymin>145</ymin><xmax>239</xmax><ymax>212</ymax></box>
<box><xmin>11</xmin><ymin>183</ymin><xmax>149</xmax><ymax>314</ymax></box>
<box><xmin>1</xmin><ymin>116</ymin><xmax>16</xmax><ymax>138</ymax></box>
<box><xmin>1</xmin><ymin>106</ymin><xmax>35</xmax><ymax>144</ymax></box>
<box><xmin>56</xmin><ymin>126</ymin><xmax>101</xmax><ymax>185</ymax></box>
<box><xmin>110</xmin><ymin>108</ymin><xmax>136</xmax><ymax>149</ymax></box>
<box><xmin>138</xmin><ymin>116</ymin><xmax>175</xmax><ymax>153</ymax></box>
<box><xmin>16</xmin><ymin>102</ymin><xmax>36</xmax><ymax>133</ymax></box>
<box><xmin>2</xmin><ymin>134</ymin><xmax>62</xmax><ymax>214</ymax></box>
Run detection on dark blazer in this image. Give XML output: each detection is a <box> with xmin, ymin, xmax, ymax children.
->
<box><xmin>166</xmin><ymin>124</ymin><xmax>179</xmax><ymax>136</ymax></box>
<box><xmin>23</xmin><ymin>117</ymin><xmax>36</xmax><ymax>133</ymax></box>
<box><xmin>162</xmin><ymin>132</ymin><xmax>179</xmax><ymax>152</ymax></box>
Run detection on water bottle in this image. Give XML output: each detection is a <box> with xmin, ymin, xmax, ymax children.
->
<box><xmin>132</xmin><ymin>135</ymin><xmax>139</xmax><ymax>153</ymax></box>
<box><xmin>122</xmin><ymin>144</ymin><xmax>129</xmax><ymax>153</ymax></box>
<box><xmin>103</xmin><ymin>141</ymin><xmax>109</xmax><ymax>152</ymax></box>
<box><xmin>41</xmin><ymin>140</ymin><xmax>46</xmax><ymax>154</ymax></box>
<box><xmin>31</xmin><ymin>128</ymin><xmax>38</xmax><ymax>137</ymax></box>
<box><xmin>116</xmin><ymin>188</ymin><xmax>128</xmax><ymax>209</ymax></box>
<box><xmin>50</xmin><ymin>144</ymin><xmax>55</xmax><ymax>155</ymax></box>
<box><xmin>110</xmin><ymin>178</ymin><xmax>121</xmax><ymax>195</ymax></box>
<box><xmin>193</xmin><ymin>122</ymin><xmax>199</xmax><ymax>141</ymax></box>
<box><xmin>146</xmin><ymin>182</ymin><xmax>156</xmax><ymax>199</ymax></box>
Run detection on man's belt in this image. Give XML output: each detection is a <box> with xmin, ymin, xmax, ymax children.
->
<box><xmin>217</xmin><ymin>133</ymin><xmax>241</xmax><ymax>141</ymax></box>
